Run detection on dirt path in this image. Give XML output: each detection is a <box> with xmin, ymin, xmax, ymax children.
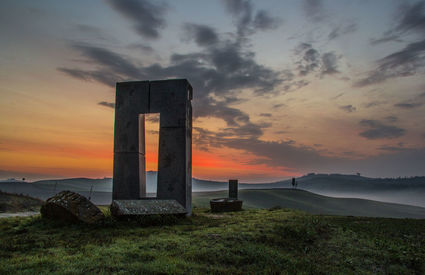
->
<box><xmin>0</xmin><ymin>211</ymin><xmax>39</xmax><ymax>218</ymax></box>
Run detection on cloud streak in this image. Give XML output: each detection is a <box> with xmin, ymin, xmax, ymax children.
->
<box><xmin>98</xmin><ymin>101</ymin><xmax>115</xmax><ymax>108</ymax></box>
<box><xmin>302</xmin><ymin>0</ymin><xmax>325</xmax><ymax>22</ymax></box>
<box><xmin>359</xmin><ymin>119</ymin><xmax>406</xmax><ymax>140</ymax></box>
<box><xmin>221</xmin><ymin>0</ymin><xmax>280</xmax><ymax>37</ymax></box>
<box><xmin>355</xmin><ymin>39</ymin><xmax>425</xmax><ymax>87</ymax></box>
<box><xmin>105</xmin><ymin>0</ymin><xmax>167</xmax><ymax>39</ymax></box>
<box><xmin>339</xmin><ymin>105</ymin><xmax>356</xmax><ymax>113</ymax></box>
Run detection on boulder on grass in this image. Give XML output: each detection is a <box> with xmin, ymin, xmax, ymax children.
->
<box><xmin>41</xmin><ymin>191</ymin><xmax>104</xmax><ymax>224</ymax></box>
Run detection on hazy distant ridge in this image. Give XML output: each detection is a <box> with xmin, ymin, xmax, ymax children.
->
<box><xmin>0</xmin><ymin>172</ymin><xmax>424</xmax><ymax>207</ymax></box>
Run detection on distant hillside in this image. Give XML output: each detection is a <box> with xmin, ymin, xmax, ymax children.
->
<box><xmin>193</xmin><ymin>188</ymin><xmax>425</xmax><ymax>219</ymax></box>
<box><xmin>0</xmin><ymin>191</ymin><xmax>44</xmax><ymax>213</ymax></box>
<box><xmin>0</xmin><ymin>172</ymin><xmax>424</xmax><ymax>207</ymax></box>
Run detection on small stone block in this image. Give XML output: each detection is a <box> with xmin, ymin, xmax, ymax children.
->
<box><xmin>150</xmin><ymin>79</ymin><xmax>191</xmax><ymax>127</ymax></box>
<box><xmin>229</xmin><ymin>179</ymin><xmax>238</xmax><ymax>199</ymax></box>
<box><xmin>114</xmin><ymin>81</ymin><xmax>149</xmax><ymax>153</ymax></box>
<box><xmin>110</xmin><ymin>199</ymin><xmax>187</xmax><ymax>217</ymax></box>
<box><xmin>210</xmin><ymin>198</ymin><xmax>243</xmax><ymax>213</ymax></box>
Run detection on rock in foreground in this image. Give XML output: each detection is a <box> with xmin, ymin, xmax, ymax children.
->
<box><xmin>41</xmin><ymin>191</ymin><xmax>104</xmax><ymax>224</ymax></box>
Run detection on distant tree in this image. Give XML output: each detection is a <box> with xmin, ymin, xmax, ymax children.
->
<box><xmin>292</xmin><ymin>178</ymin><xmax>296</xmax><ymax>189</ymax></box>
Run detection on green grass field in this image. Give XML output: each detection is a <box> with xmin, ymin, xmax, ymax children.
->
<box><xmin>1</xmin><ymin>207</ymin><xmax>424</xmax><ymax>274</ymax></box>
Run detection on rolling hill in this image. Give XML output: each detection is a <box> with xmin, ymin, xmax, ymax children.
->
<box><xmin>193</xmin><ymin>188</ymin><xmax>425</xmax><ymax>219</ymax></box>
<box><xmin>0</xmin><ymin>173</ymin><xmax>424</xmax><ymax>217</ymax></box>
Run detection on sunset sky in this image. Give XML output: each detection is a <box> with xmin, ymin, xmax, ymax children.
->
<box><xmin>1</xmin><ymin>0</ymin><xmax>425</xmax><ymax>182</ymax></box>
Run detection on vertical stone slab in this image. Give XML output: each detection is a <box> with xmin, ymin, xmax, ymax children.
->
<box><xmin>229</xmin><ymin>179</ymin><xmax>238</xmax><ymax>199</ymax></box>
<box><xmin>113</xmin><ymin>153</ymin><xmax>141</xmax><ymax>199</ymax></box>
<box><xmin>138</xmin><ymin>114</ymin><xmax>146</xmax><ymax>198</ymax></box>
<box><xmin>152</xmin><ymin>79</ymin><xmax>192</xmax><ymax>214</ymax></box>
<box><xmin>185</xmin><ymin>103</ymin><xmax>192</xmax><ymax>213</ymax></box>
<box><xmin>113</xmin><ymin>81</ymin><xmax>149</xmax><ymax>200</ymax></box>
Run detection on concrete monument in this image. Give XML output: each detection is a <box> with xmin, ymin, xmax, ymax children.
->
<box><xmin>112</xmin><ymin>79</ymin><xmax>192</xmax><ymax>215</ymax></box>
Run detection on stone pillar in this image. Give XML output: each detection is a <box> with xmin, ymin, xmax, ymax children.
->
<box><xmin>229</xmin><ymin>179</ymin><xmax>238</xmax><ymax>199</ymax></box>
<box><xmin>151</xmin><ymin>80</ymin><xmax>192</xmax><ymax>215</ymax></box>
<box><xmin>113</xmin><ymin>81</ymin><xmax>149</xmax><ymax>200</ymax></box>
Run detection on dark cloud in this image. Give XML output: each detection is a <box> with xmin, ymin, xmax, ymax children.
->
<box><xmin>295</xmin><ymin>43</ymin><xmax>340</xmax><ymax>76</ymax></box>
<box><xmin>296</xmin><ymin>43</ymin><xmax>320</xmax><ymax>76</ymax></box>
<box><xmin>58</xmin><ymin>67</ymin><xmax>122</xmax><ymax>87</ymax></box>
<box><xmin>371</xmin><ymin>1</ymin><xmax>425</xmax><ymax>45</ymax></box>
<box><xmin>339</xmin><ymin>105</ymin><xmax>356</xmax><ymax>113</ymax></box>
<box><xmin>328</xmin><ymin>23</ymin><xmax>357</xmax><ymax>40</ymax></box>
<box><xmin>105</xmin><ymin>0</ymin><xmax>167</xmax><ymax>39</ymax></box>
<box><xmin>359</xmin><ymin>119</ymin><xmax>406</xmax><ymax>140</ymax></box>
<box><xmin>354</xmin><ymin>38</ymin><xmax>425</xmax><ymax>87</ymax></box>
<box><xmin>364</xmin><ymin>101</ymin><xmax>385</xmax><ymax>108</ymax></box>
<box><xmin>259</xmin><ymin>113</ymin><xmax>272</xmax><ymax>117</ymax></box>
<box><xmin>393</xmin><ymin>92</ymin><xmax>425</xmax><ymax>109</ymax></box>
<box><xmin>362</xmin><ymin>2</ymin><xmax>425</xmax><ymax>85</ymax></box>
<box><xmin>370</xmin><ymin>35</ymin><xmax>403</xmax><ymax>46</ymax></box>
<box><xmin>183</xmin><ymin>23</ymin><xmax>219</xmax><ymax>47</ymax></box>
<box><xmin>378</xmin><ymin>145</ymin><xmax>408</xmax><ymax>152</ymax></box>
<box><xmin>394</xmin><ymin>102</ymin><xmax>423</xmax><ymax>109</ymax></box>
<box><xmin>72</xmin><ymin>44</ymin><xmax>141</xmax><ymax>79</ymax></box>
<box><xmin>59</xmin><ymin>37</ymin><xmax>284</xmax><ymax>138</ymax></box>
<box><xmin>385</xmin><ymin>115</ymin><xmax>398</xmax><ymax>123</ymax></box>
<box><xmin>127</xmin><ymin>43</ymin><xmax>154</xmax><ymax>53</ymax></box>
<box><xmin>222</xmin><ymin>0</ymin><xmax>253</xmax><ymax>36</ymax></box>
<box><xmin>221</xmin><ymin>0</ymin><xmax>280</xmax><ymax>36</ymax></box>
<box><xmin>394</xmin><ymin>0</ymin><xmax>425</xmax><ymax>35</ymax></box>
<box><xmin>62</xmin><ymin>2</ymin><xmax>285</xmax><ymax>146</ymax></box>
<box><xmin>98</xmin><ymin>101</ymin><xmax>115</xmax><ymax>108</ymax></box>
<box><xmin>253</xmin><ymin>10</ymin><xmax>280</xmax><ymax>31</ymax></box>
<box><xmin>321</xmin><ymin>52</ymin><xmax>339</xmax><ymax>75</ymax></box>
<box><xmin>57</xmin><ymin>68</ymin><xmax>89</xmax><ymax>81</ymax></box>
<box><xmin>194</xmin><ymin>125</ymin><xmax>425</xmax><ymax>177</ymax></box>
<box><xmin>194</xmin><ymin>126</ymin><xmax>336</xmax><ymax>169</ymax></box>
<box><xmin>272</xmin><ymin>103</ymin><xmax>285</xmax><ymax>109</ymax></box>
<box><xmin>221</xmin><ymin>122</ymin><xmax>271</xmax><ymax>139</ymax></box>
<box><xmin>74</xmin><ymin>24</ymin><xmax>114</xmax><ymax>42</ymax></box>
<box><xmin>302</xmin><ymin>0</ymin><xmax>325</xmax><ymax>22</ymax></box>
<box><xmin>331</xmin><ymin>93</ymin><xmax>344</xmax><ymax>100</ymax></box>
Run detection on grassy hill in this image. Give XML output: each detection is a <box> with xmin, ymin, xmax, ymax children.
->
<box><xmin>0</xmin><ymin>191</ymin><xmax>44</xmax><ymax>213</ymax></box>
<box><xmin>0</xmin><ymin>208</ymin><xmax>424</xmax><ymax>274</ymax></box>
<box><xmin>193</xmin><ymin>189</ymin><xmax>425</xmax><ymax>219</ymax></box>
